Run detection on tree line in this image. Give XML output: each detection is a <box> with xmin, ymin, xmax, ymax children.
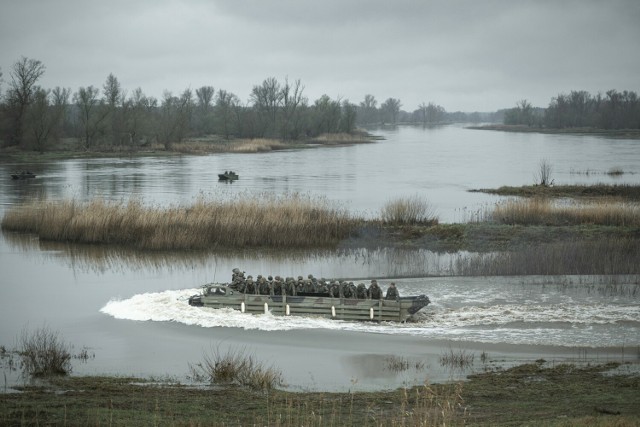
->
<box><xmin>0</xmin><ymin>57</ymin><xmax>368</xmax><ymax>152</ymax></box>
<box><xmin>504</xmin><ymin>90</ymin><xmax>640</xmax><ymax>129</ymax></box>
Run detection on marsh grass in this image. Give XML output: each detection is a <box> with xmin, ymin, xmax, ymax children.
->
<box><xmin>489</xmin><ymin>197</ymin><xmax>640</xmax><ymax>226</ymax></box>
<box><xmin>380</xmin><ymin>195</ymin><xmax>439</xmax><ymax>226</ymax></box>
<box><xmin>189</xmin><ymin>345</ymin><xmax>283</xmax><ymax>391</ymax></box>
<box><xmin>19</xmin><ymin>326</ymin><xmax>72</xmax><ymax>377</ymax></box>
<box><xmin>229</xmin><ymin>138</ymin><xmax>287</xmax><ymax>153</ymax></box>
<box><xmin>472</xmin><ymin>183</ymin><xmax>640</xmax><ymax>200</ymax></box>
<box><xmin>384</xmin><ymin>355</ymin><xmax>426</xmax><ymax>372</ymax></box>
<box><xmin>440</xmin><ymin>348</ymin><xmax>475</xmax><ymax>371</ymax></box>
<box><xmin>1</xmin><ymin>193</ymin><xmax>361</xmax><ymax>250</ymax></box>
<box><xmin>311</xmin><ymin>132</ymin><xmax>375</xmax><ymax>144</ymax></box>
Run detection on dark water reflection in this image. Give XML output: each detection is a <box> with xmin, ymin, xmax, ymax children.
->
<box><xmin>2</xmin><ymin>231</ymin><xmax>457</xmax><ymax>279</ymax></box>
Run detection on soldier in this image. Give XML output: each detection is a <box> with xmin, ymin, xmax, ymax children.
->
<box><xmin>356</xmin><ymin>282</ymin><xmax>368</xmax><ymax>299</ymax></box>
<box><xmin>285</xmin><ymin>277</ymin><xmax>297</xmax><ymax>296</ymax></box>
<box><xmin>259</xmin><ymin>277</ymin><xmax>272</xmax><ymax>295</ymax></box>
<box><xmin>329</xmin><ymin>281</ymin><xmax>340</xmax><ymax>298</ymax></box>
<box><xmin>245</xmin><ymin>276</ymin><xmax>256</xmax><ymax>294</ymax></box>
<box><xmin>230</xmin><ymin>268</ymin><xmax>245</xmax><ymax>290</ymax></box>
<box><xmin>341</xmin><ymin>281</ymin><xmax>352</xmax><ymax>298</ymax></box>
<box><xmin>296</xmin><ymin>276</ymin><xmax>305</xmax><ymax>293</ymax></box>
<box><xmin>369</xmin><ymin>280</ymin><xmax>382</xmax><ymax>300</ymax></box>
<box><xmin>385</xmin><ymin>282</ymin><xmax>399</xmax><ymax>300</ymax></box>
<box><xmin>303</xmin><ymin>278</ymin><xmax>315</xmax><ymax>294</ymax></box>
<box><xmin>231</xmin><ymin>267</ymin><xmax>240</xmax><ymax>281</ymax></box>
<box><xmin>348</xmin><ymin>282</ymin><xmax>357</xmax><ymax>298</ymax></box>
<box><xmin>317</xmin><ymin>278</ymin><xmax>329</xmax><ymax>295</ymax></box>
<box><xmin>273</xmin><ymin>276</ymin><xmax>283</xmax><ymax>295</ymax></box>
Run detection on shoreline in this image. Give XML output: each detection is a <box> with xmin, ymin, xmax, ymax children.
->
<box><xmin>467</xmin><ymin>124</ymin><xmax>640</xmax><ymax>139</ymax></box>
<box><xmin>0</xmin><ymin>131</ymin><xmax>380</xmax><ymax>163</ymax></box>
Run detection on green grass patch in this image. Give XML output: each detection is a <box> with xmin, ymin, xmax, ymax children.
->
<box><xmin>471</xmin><ymin>184</ymin><xmax>640</xmax><ymax>200</ymax></box>
<box><xmin>1</xmin><ymin>363</ymin><xmax>638</xmax><ymax>426</ymax></box>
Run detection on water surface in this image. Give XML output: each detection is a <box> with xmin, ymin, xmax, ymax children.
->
<box><xmin>1</xmin><ymin>125</ymin><xmax>639</xmax><ymax>392</ymax></box>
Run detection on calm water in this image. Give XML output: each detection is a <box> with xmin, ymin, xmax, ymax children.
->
<box><xmin>1</xmin><ymin>125</ymin><xmax>639</xmax><ymax>392</ymax></box>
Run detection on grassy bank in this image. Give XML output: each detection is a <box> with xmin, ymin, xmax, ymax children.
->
<box><xmin>0</xmin><ymin>132</ymin><xmax>377</xmax><ymax>162</ymax></box>
<box><xmin>467</xmin><ymin>124</ymin><xmax>640</xmax><ymax>139</ymax></box>
<box><xmin>1</xmin><ymin>363</ymin><xmax>638</xmax><ymax>426</ymax></box>
<box><xmin>471</xmin><ymin>184</ymin><xmax>640</xmax><ymax>200</ymax></box>
<box><xmin>1</xmin><ymin>195</ymin><xmax>361</xmax><ymax>250</ymax></box>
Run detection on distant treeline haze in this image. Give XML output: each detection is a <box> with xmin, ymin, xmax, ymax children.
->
<box><xmin>0</xmin><ymin>56</ymin><xmax>475</xmax><ymax>152</ymax></box>
<box><xmin>504</xmin><ymin>90</ymin><xmax>640</xmax><ymax>129</ymax></box>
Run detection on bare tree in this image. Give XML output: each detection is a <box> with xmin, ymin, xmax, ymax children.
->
<box><xmin>51</xmin><ymin>86</ymin><xmax>71</xmax><ymax>139</ymax></box>
<box><xmin>380</xmin><ymin>97</ymin><xmax>402</xmax><ymax>124</ymax></box>
<box><xmin>158</xmin><ymin>88</ymin><xmax>193</xmax><ymax>148</ymax></box>
<box><xmin>195</xmin><ymin>85</ymin><xmax>215</xmax><ymax>135</ymax></box>
<box><xmin>215</xmin><ymin>89</ymin><xmax>240</xmax><ymax>140</ymax></box>
<box><xmin>103</xmin><ymin>73</ymin><xmax>125</xmax><ymax>145</ymax></box>
<box><xmin>359</xmin><ymin>94</ymin><xmax>378</xmax><ymax>124</ymax></box>
<box><xmin>251</xmin><ymin>77</ymin><xmax>283</xmax><ymax>137</ymax></box>
<box><xmin>340</xmin><ymin>100</ymin><xmax>357</xmax><ymax>133</ymax></box>
<box><xmin>74</xmin><ymin>85</ymin><xmax>108</xmax><ymax>149</ymax></box>
<box><xmin>26</xmin><ymin>87</ymin><xmax>52</xmax><ymax>152</ymax></box>
<box><xmin>124</xmin><ymin>87</ymin><xmax>153</xmax><ymax>146</ymax></box>
<box><xmin>6</xmin><ymin>57</ymin><xmax>46</xmax><ymax>146</ymax></box>
<box><xmin>280</xmin><ymin>78</ymin><xmax>305</xmax><ymax>140</ymax></box>
<box><xmin>534</xmin><ymin>158</ymin><xmax>553</xmax><ymax>186</ymax></box>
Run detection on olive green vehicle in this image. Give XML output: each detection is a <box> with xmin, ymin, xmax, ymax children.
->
<box><xmin>188</xmin><ymin>283</ymin><xmax>430</xmax><ymax>322</ymax></box>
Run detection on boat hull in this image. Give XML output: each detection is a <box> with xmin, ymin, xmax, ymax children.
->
<box><xmin>188</xmin><ymin>284</ymin><xmax>429</xmax><ymax>322</ymax></box>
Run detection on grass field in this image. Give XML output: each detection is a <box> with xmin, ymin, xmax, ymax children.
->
<box><xmin>1</xmin><ymin>362</ymin><xmax>638</xmax><ymax>426</ymax></box>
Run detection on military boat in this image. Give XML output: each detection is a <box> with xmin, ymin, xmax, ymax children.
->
<box><xmin>188</xmin><ymin>283</ymin><xmax>430</xmax><ymax>322</ymax></box>
<box><xmin>218</xmin><ymin>171</ymin><xmax>239</xmax><ymax>181</ymax></box>
<box><xmin>11</xmin><ymin>171</ymin><xmax>36</xmax><ymax>180</ymax></box>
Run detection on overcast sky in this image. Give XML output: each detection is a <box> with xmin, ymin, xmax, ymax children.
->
<box><xmin>1</xmin><ymin>0</ymin><xmax>639</xmax><ymax>112</ymax></box>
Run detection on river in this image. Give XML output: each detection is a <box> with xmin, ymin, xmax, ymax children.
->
<box><xmin>1</xmin><ymin>124</ymin><xmax>639</xmax><ymax>392</ymax></box>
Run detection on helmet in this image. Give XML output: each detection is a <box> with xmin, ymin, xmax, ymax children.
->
<box><xmin>268</xmin><ymin>275</ymin><xmax>273</xmax><ymax>280</ymax></box>
<box><xmin>232</xmin><ymin>268</ymin><xmax>240</xmax><ymax>273</ymax></box>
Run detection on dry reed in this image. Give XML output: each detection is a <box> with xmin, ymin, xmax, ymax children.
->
<box><xmin>380</xmin><ymin>195</ymin><xmax>439</xmax><ymax>225</ymax></box>
<box><xmin>1</xmin><ymin>194</ymin><xmax>361</xmax><ymax>250</ymax></box>
<box><xmin>230</xmin><ymin>138</ymin><xmax>286</xmax><ymax>153</ymax></box>
<box><xmin>490</xmin><ymin>197</ymin><xmax>640</xmax><ymax>226</ymax></box>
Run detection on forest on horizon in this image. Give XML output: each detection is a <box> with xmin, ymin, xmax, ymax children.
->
<box><xmin>1</xmin><ymin>56</ymin><xmax>638</xmax><ymax>153</ymax></box>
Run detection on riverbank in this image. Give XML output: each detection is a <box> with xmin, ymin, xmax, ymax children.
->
<box><xmin>2</xmin><ymin>362</ymin><xmax>638</xmax><ymax>426</ymax></box>
<box><xmin>467</xmin><ymin>124</ymin><xmax>640</xmax><ymax>139</ymax></box>
<box><xmin>0</xmin><ymin>131</ymin><xmax>378</xmax><ymax>162</ymax></box>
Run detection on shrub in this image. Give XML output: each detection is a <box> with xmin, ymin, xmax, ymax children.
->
<box><xmin>190</xmin><ymin>345</ymin><xmax>283</xmax><ymax>391</ymax></box>
<box><xmin>534</xmin><ymin>158</ymin><xmax>553</xmax><ymax>186</ymax></box>
<box><xmin>380</xmin><ymin>195</ymin><xmax>438</xmax><ymax>225</ymax></box>
<box><xmin>19</xmin><ymin>326</ymin><xmax>72</xmax><ymax>377</ymax></box>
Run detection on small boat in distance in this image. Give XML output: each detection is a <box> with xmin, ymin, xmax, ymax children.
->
<box><xmin>218</xmin><ymin>171</ymin><xmax>239</xmax><ymax>181</ymax></box>
<box><xmin>188</xmin><ymin>283</ymin><xmax>430</xmax><ymax>322</ymax></box>
<box><xmin>11</xmin><ymin>171</ymin><xmax>36</xmax><ymax>180</ymax></box>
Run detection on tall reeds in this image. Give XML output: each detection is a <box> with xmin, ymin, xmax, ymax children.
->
<box><xmin>490</xmin><ymin>198</ymin><xmax>640</xmax><ymax>226</ymax></box>
<box><xmin>380</xmin><ymin>195</ymin><xmax>439</xmax><ymax>226</ymax></box>
<box><xmin>1</xmin><ymin>194</ymin><xmax>361</xmax><ymax>250</ymax></box>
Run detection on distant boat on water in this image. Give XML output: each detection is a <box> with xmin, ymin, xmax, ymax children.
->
<box><xmin>11</xmin><ymin>171</ymin><xmax>36</xmax><ymax>180</ymax></box>
<box><xmin>218</xmin><ymin>171</ymin><xmax>239</xmax><ymax>181</ymax></box>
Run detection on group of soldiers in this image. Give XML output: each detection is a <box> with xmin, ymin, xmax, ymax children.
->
<box><xmin>230</xmin><ymin>268</ymin><xmax>400</xmax><ymax>300</ymax></box>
